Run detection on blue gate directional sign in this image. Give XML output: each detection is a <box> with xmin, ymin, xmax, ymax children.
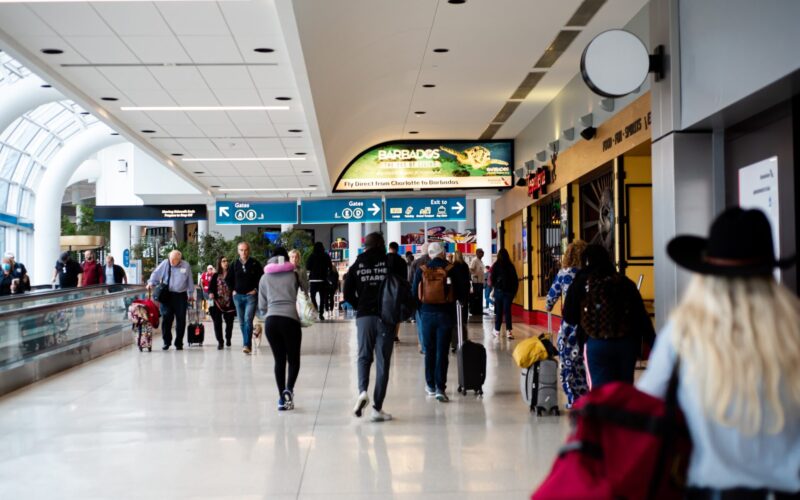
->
<box><xmin>215</xmin><ymin>201</ymin><xmax>297</xmax><ymax>225</ymax></box>
<box><xmin>385</xmin><ymin>197</ymin><xmax>467</xmax><ymax>222</ymax></box>
<box><xmin>300</xmin><ymin>198</ymin><xmax>383</xmax><ymax>224</ymax></box>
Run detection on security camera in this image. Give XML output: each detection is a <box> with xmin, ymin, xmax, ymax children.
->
<box><xmin>580</xmin><ymin>126</ymin><xmax>597</xmax><ymax>140</ymax></box>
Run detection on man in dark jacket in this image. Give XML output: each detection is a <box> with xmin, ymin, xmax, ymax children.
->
<box><xmin>225</xmin><ymin>242</ymin><xmax>263</xmax><ymax>354</ymax></box>
<box><xmin>306</xmin><ymin>242</ymin><xmax>333</xmax><ymax>320</ymax></box>
<box><xmin>344</xmin><ymin>232</ymin><xmax>402</xmax><ymax>422</ymax></box>
<box><xmin>411</xmin><ymin>242</ymin><xmax>457</xmax><ymax>402</ymax></box>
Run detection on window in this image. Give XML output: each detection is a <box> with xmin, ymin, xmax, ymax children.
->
<box><xmin>538</xmin><ymin>197</ymin><xmax>563</xmax><ymax>297</ymax></box>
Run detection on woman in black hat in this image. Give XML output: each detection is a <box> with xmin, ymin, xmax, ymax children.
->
<box><xmin>638</xmin><ymin>207</ymin><xmax>800</xmax><ymax>497</ymax></box>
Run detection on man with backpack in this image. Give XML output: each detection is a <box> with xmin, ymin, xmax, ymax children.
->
<box><xmin>411</xmin><ymin>242</ymin><xmax>457</xmax><ymax>402</ymax></box>
<box><xmin>344</xmin><ymin>232</ymin><xmax>409</xmax><ymax>422</ymax></box>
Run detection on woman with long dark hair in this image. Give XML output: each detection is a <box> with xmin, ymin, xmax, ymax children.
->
<box><xmin>490</xmin><ymin>248</ymin><xmax>519</xmax><ymax>339</ymax></box>
<box><xmin>208</xmin><ymin>255</ymin><xmax>236</xmax><ymax>350</ymax></box>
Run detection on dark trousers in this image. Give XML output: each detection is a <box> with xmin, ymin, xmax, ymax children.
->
<box><xmin>356</xmin><ymin>316</ymin><xmax>395</xmax><ymax>411</ymax></box>
<box><xmin>160</xmin><ymin>292</ymin><xmax>188</xmax><ymax>347</ymax></box>
<box><xmin>210</xmin><ymin>306</ymin><xmax>235</xmax><ymax>346</ymax></box>
<box><xmin>493</xmin><ymin>289</ymin><xmax>514</xmax><ymax>332</ymax></box>
<box><xmin>421</xmin><ymin>310</ymin><xmax>453</xmax><ymax>392</ymax></box>
<box><xmin>470</xmin><ymin>283</ymin><xmax>484</xmax><ymax>315</ymax></box>
<box><xmin>325</xmin><ymin>282</ymin><xmax>337</xmax><ymax>311</ymax></box>
<box><xmin>309</xmin><ymin>281</ymin><xmax>328</xmax><ymax>317</ymax></box>
<box><xmin>265</xmin><ymin>315</ymin><xmax>302</xmax><ymax>398</ymax></box>
<box><xmin>585</xmin><ymin>335</ymin><xmax>640</xmax><ymax>390</ymax></box>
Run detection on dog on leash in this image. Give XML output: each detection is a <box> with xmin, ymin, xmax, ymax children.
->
<box><xmin>252</xmin><ymin>319</ymin><xmax>263</xmax><ymax>350</ymax></box>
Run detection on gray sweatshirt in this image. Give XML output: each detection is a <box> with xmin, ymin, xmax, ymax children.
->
<box><xmin>257</xmin><ymin>257</ymin><xmax>306</xmax><ymax>321</ymax></box>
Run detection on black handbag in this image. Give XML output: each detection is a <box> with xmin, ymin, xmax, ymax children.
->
<box><xmin>152</xmin><ymin>260</ymin><xmax>171</xmax><ymax>303</ymax></box>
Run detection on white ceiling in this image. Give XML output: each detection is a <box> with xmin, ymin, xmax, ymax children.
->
<box><xmin>0</xmin><ymin>0</ymin><xmax>324</xmax><ymax>197</ymax></box>
<box><xmin>291</xmin><ymin>0</ymin><xmax>649</xmax><ymax>184</ymax></box>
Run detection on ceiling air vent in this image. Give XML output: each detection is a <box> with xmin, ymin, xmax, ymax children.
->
<box><xmin>479</xmin><ymin>123</ymin><xmax>503</xmax><ymax>141</ymax></box>
<box><xmin>534</xmin><ymin>30</ymin><xmax>581</xmax><ymax>68</ymax></box>
<box><xmin>566</xmin><ymin>0</ymin><xmax>607</xmax><ymax>27</ymax></box>
<box><xmin>510</xmin><ymin>72</ymin><xmax>546</xmax><ymax>100</ymax></box>
<box><xmin>492</xmin><ymin>101</ymin><xmax>522</xmax><ymax>124</ymax></box>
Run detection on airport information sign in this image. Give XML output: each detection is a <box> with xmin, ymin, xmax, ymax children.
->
<box><xmin>300</xmin><ymin>198</ymin><xmax>383</xmax><ymax>224</ymax></box>
<box><xmin>215</xmin><ymin>201</ymin><xmax>297</xmax><ymax>225</ymax></box>
<box><xmin>385</xmin><ymin>197</ymin><xmax>467</xmax><ymax>222</ymax></box>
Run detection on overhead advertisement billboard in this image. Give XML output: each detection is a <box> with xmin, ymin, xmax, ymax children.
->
<box><xmin>334</xmin><ymin>140</ymin><xmax>514</xmax><ymax>192</ymax></box>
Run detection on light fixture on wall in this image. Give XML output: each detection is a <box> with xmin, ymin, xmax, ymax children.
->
<box><xmin>579</xmin><ymin>113</ymin><xmax>596</xmax><ymax>140</ymax></box>
<box><xmin>536</xmin><ymin>151</ymin><xmax>547</xmax><ymax>162</ymax></box>
<box><xmin>600</xmin><ymin>98</ymin><xmax>615</xmax><ymax>112</ymax></box>
<box><xmin>562</xmin><ymin>127</ymin><xmax>575</xmax><ymax>141</ymax></box>
<box><xmin>117</xmin><ymin>159</ymin><xmax>128</xmax><ymax>173</ymax></box>
<box><xmin>548</xmin><ymin>140</ymin><xmax>560</xmax><ymax>154</ymax></box>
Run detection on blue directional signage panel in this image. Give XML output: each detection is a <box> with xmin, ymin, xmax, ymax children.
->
<box><xmin>301</xmin><ymin>198</ymin><xmax>383</xmax><ymax>224</ymax></box>
<box><xmin>385</xmin><ymin>197</ymin><xmax>467</xmax><ymax>222</ymax></box>
<box><xmin>215</xmin><ymin>201</ymin><xmax>297</xmax><ymax>225</ymax></box>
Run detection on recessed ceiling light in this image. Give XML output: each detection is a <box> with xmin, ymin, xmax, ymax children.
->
<box><xmin>217</xmin><ymin>187</ymin><xmax>317</xmax><ymax>192</ymax></box>
<box><xmin>409</xmin><ymin>131</ymin><xmax>419</xmax><ymax>134</ymax></box>
<box><xmin>79</xmin><ymin>111</ymin><xmax>90</xmax><ymax>115</ymax></box>
<box><xmin>275</xmin><ymin>96</ymin><xmax>292</xmax><ymax>101</ymax></box>
<box><xmin>193</xmin><ymin>171</ymin><xmax>205</xmax><ymax>174</ymax></box>
<box><xmin>172</xmin><ymin>153</ymin><xmax>183</xmax><ymax>156</ymax></box>
<box><xmin>120</xmin><ymin>105</ymin><xmax>288</xmax><ymax>111</ymax></box>
<box><xmin>253</xmin><ymin>48</ymin><xmax>275</xmax><ymax>53</ymax></box>
<box><xmin>288</xmin><ymin>129</ymin><xmax>303</xmax><ymax>133</ymax></box>
<box><xmin>433</xmin><ymin>48</ymin><xmax>449</xmax><ymax>53</ymax></box>
<box><xmin>41</xmin><ymin>84</ymin><xmax>52</xmax><ymax>88</ymax></box>
<box><xmin>183</xmin><ymin>157</ymin><xmax>305</xmax><ymax>162</ymax></box>
<box><xmin>141</xmin><ymin>129</ymin><xmax>156</xmax><ymax>133</ymax></box>
<box><xmin>210</xmin><ymin>185</ymin><xmax>221</xmax><ymax>188</ymax></box>
<box><xmin>101</xmin><ymin>97</ymin><xmax>118</xmax><ymax>102</ymax></box>
<box><xmin>414</xmin><ymin>111</ymin><xmax>427</xmax><ymax>115</ymax></box>
<box><xmin>294</xmin><ymin>152</ymin><xmax>307</xmax><ymax>156</ymax></box>
<box><xmin>308</xmin><ymin>185</ymin><xmax>318</xmax><ymax>187</ymax></box>
<box><xmin>110</xmin><ymin>133</ymin><xmax>119</xmax><ymax>136</ymax></box>
<box><xmin>301</xmin><ymin>170</ymin><xmax>312</xmax><ymax>173</ymax></box>
<box><xmin>422</xmin><ymin>84</ymin><xmax>436</xmax><ymax>88</ymax></box>
<box><xmin>448</xmin><ymin>0</ymin><xmax>467</xmax><ymax>3</ymax></box>
<box><xmin>41</xmin><ymin>48</ymin><xmax>63</xmax><ymax>55</ymax></box>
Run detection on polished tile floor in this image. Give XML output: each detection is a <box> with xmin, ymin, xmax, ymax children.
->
<box><xmin>0</xmin><ymin>316</ymin><xmax>569</xmax><ymax>499</ymax></box>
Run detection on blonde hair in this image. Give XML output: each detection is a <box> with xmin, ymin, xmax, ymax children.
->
<box><xmin>561</xmin><ymin>240</ymin><xmax>587</xmax><ymax>269</ymax></box>
<box><xmin>453</xmin><ymin>251</ymin><xmax>465</xmax><ymax>265</ymax></box>
<box><xmin>671</xmin><ymin>275</ymin><xmax>800</xmax><ymax>434</ymax></box>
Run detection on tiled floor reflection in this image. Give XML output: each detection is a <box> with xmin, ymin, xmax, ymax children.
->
<box><xmin>0</xmin><ymin>316</ymin><xmax>569</xmax><ymax>499</ymax></box>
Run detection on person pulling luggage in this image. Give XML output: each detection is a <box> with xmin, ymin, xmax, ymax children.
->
<box><xmin>412</xmin><ymin>242</ymin><xmax>457</xmax><ymax>402</ymax></box>
<box><xmin>147</xmin><ymin>250</ymin><xmax>195</xmax><ymax>350</ymax></box>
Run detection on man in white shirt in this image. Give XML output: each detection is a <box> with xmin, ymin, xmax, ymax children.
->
<box><xmin>468</xmin><ymin>248</ymin><xmax>486</xmax><ymax>316</ymax></box>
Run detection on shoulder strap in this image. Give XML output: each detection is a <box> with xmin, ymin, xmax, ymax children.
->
<box><xmin>164</xmin><ymin>259</ymin><xmax>171</xmax><ymax>286</ymax></box>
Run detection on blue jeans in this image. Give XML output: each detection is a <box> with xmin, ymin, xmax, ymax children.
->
<box><xmin>233</xmin><ymin>293</ymin><xmax>257</xmax><ymax>348</ymax></box>
<box><xmin>493</xmin><ymin>289</ymin><xmax>513</xmax><ymax>332</ymax></box>
<box><xmin>485</xmin><ymin>284</ymin><xmax>494</xmax><ymax>308</ymax></box>
<box><xmin>420</xmin><ymin>310</ymin><xmax>453</xmax><ymax>392</ymax></box>
<box><xmin>415</xmin><ymin>309</ymin><xmax>425</xmax><ymax>353</ymax></box>
<box><xmin>585</xmin><ymin>335</ymin><xmax>639</xmax><ymax>390</ymax></box>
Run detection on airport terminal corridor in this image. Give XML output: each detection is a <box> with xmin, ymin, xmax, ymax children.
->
<box><xmin>0</xmin><ymin>320</ymin><xmax>568</xmax><ymax>500</ymax></box>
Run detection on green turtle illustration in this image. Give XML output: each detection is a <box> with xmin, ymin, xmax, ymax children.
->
<box><xmin>439</xmin><ymin>145</ymin><xmax>509</xmax><ymax>170</ymax></box>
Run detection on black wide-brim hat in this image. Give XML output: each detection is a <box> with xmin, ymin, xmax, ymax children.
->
<box><xmin>667</xmin><ymin>207</ymin><xmax>795</xmax><ymax>277</ymax></box>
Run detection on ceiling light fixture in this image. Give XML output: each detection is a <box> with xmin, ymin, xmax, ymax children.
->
<box><xmin>253</xmin><ymin>48</ymin><xmax>275</xmax><ymax>53</ymax></box>
<box><xmin>79</xmin><ymin>111</ymin><xmax>90</xmax><ymax>115</ymax></box>
<box><xmin>110</xmin><ymin>133</ymin><xmax>119</xmax><ymax>136</ymax></box>
<box><xmin>217</xmin><ymin>187</ymin><xmax>317</xmax><ymax>192</ymax></box>
<box><xmin>41</xmin><ymin>84</ymin><xmax>52</xmax><ymax>88</ymax></box>
<box><xmin>409</xmin><ymin>131</ymin><xmax>419</xmax><ymax>134</ymax></box>
<box><xmin>448</xmin><ymin>0</ymin><xmax>467</xmax><ymax>3</ymax></box>
<box><xmin>433</xmin><ymin>48</ymin><xmax>450</xmax><ymax>53</ymax></box>
<box><xmin>414</xmin><ymin>111</ymin><xmax>427</xmax><ymax>115</ymax></box>
<box><xmin>171</xmin><ymin>153</ymin><xmax>183</xmax><ymax>156</ymax></box>
<box><xmin>120</xmin><ymin>105</ymin><xmax>289</xmax><ymax>111</ymax></box>
<box><xmin>40</xmin><ymin>48</ymin><xmax>63</xmax><ymax>55</ymax></box>
<box><xmin>211</xmin><ymin>185</ymin><xmax>221</xmax><ymax>188</ymax></box>
<box><xmin>101</xmin><ymin>97</ymin><xmax>118</xmax><ymax>101</ymax></box>
<box><xmin>275</xmin><ymin>96</ymin><xmax>292</xmax><ymax>101</ymax></box>
<box><xmin>301</xmin><ymin>170</ymin><xmax>312</xmax><ymax>174</ymax></box>
<box><xmin>141</xmin><ymin>129</ymin><xmax>156</xmax><ymax>133</ymax></box>
<box><xmin>294</xmin><ymin>152</ymin><xmax>307</xmax><ymax>156</ymax></box>
<box><xmin>288</xmin><ymin>129</ymin><xmax>303</xmax><ymax>133</ymax></box>
<box><xmin>422</xmin><ymin>84</ymin><xmax>436</xmax><ymax>88</ymax></box>
<box><xmin>182</xmin><ymin>157</ymin><xmax>306</xmax><ymax>162</ymax></box>
<box><xmin>193</xmin><ymin>171</ymin><xmax>205</xmax><ymax>174</ymax></box>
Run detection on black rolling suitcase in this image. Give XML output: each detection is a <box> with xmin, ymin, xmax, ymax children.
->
<box><xmin>186</xmin><ymin>305</ymin><xmax>205</xmax><ymax>346</ymax></box>
<box><xmin>456</xmin><ymin>300</ymin><xmax>487</xmax><ymax>395</ymax></box>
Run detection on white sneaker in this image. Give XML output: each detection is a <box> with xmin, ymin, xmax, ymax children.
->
<box><xmin>371</xmin><ymin>409</ymin><xmax>392</xmax><ymax>422</ymax></box>
<box><xmin>425</xmin><ymin>385</ymin><xmax>436</xmax><ymax>396</ymax></box>
<box><xmin>353</xmin><ymin>391</ymin><xmax>369</xmax><ymax>418</ymax></box>
<box><xmin>492</xmin><ymin>330</ymin><xmax>500</xmax><ymax>338</ymax></box>
<box><xmin>506</xmin><ymin>331</ymin><xmax>515</xmax><ymax>339</ymax></box>
<box><xmin>435</xmin><ymin>391</ymin><xmax>450</xmax><ymax>403</ymax></box>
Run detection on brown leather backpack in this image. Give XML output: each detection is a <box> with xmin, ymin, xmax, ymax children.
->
<box><xmin>418</xmin><ymin>264</ymin><xmax>455</xmax><ymax>305</ymax></box>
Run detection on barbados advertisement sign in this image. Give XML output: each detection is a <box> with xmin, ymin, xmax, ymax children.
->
<box><xmin>334</xmin><ymin>140</ymin><xmax>514</xmax><ymax>192</ymax></box>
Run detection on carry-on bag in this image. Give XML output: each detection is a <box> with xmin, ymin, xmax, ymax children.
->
<box><xmin>186</xmin><ymin>305</ymin><xmax>205</xmax><ymax>346</ymax></box>
<box><xmin>128</xmin><ymin>302</ymin><xmax>154</xmax><ymax>352</ymax></box>
<box><xmin>521</xmin><ymin>358</ymin><xmax>560</xmax><ymax>416</ymax></box>
<box><xmin>456</xmin><ymin>300</ymin><xmax>487</xmax><ymax>395</ymax></box>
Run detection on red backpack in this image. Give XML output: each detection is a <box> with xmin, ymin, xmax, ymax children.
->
<box><xmin>132</xmin><ymin>298</ymin><xmax>160</xmax><ymax>329</ymax></box>
<box><xmin>532</xmin><ymin>373</ymin><xmax>691</xmax><ymax>500</ymax></box>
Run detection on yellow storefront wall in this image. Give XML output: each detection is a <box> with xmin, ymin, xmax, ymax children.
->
<box><xmin>502</xmin><ymin>210</ymin><xmax>525</xmax><ymax>307</ymax></box>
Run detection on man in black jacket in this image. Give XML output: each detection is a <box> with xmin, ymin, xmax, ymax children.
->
<box><xmin>344</xmin><ymin>232</ymin><xmax>403</xmax><ymax>422</ymax></box>
<box><xmin>225</xmin><ymin>242</ymin><xmax>263</xmax><ymax>354</ymax></box>
<box><xmin>306</xmin><ymin>242</ymin><xmax>333</xmax><ymax>320</ymax></box>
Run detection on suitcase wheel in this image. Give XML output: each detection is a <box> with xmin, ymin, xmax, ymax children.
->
<box><xmin>138</xmin><ymin>346</ymin><xmax>143</xmax><ymax>352</ymax></box>
<box><xmin>536</xmin><ymin>408</ymin><xmax>544</xmax><ymax>417</ymax></box>
<box><xmin>476</xmin><ymin>388</ymin><xmax>483</xmax><ymax>396</ymax></box>
<box><xmin>550</xmin><ymin>407</ymin><xmax>560</xmax><ymax>416</ymax></box>
<box><xmin>148</xmin><ymin>347</ymin><xmax>152</xmax><ymax>352</ymax></box>
<box><xmin>457</xmin><ymin>386</ymin><xmax>463</xmax><ymax>394</ymax></box>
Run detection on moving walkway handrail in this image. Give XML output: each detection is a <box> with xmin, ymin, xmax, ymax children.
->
<box><xmin>0</xmin><ymin>285</ymin><xmax>146</xmax><ymax>320</ymax></box>
<box><xmin>0</xmin><ymin>284</ymin><xmax>134</xmax><ymax>304</ymax></box>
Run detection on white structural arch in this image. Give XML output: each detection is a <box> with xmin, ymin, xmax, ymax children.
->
<box><xmin>0</xmin><ymin>76</ymin><xmax>60</xmax><ymax>134</ymax></box>
<box><xmin>33</xmin><ymin>127</ymin><xmax>125</xmax><ymax>284</ymax></box>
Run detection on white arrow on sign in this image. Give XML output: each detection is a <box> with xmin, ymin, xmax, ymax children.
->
<box><xmin>368</xmin><ymin>203</ymin><xmax>381</xmax><ymax>216</ymax></box>
<box><xmin>219</xmin><ymin>206</ymin><xmax>230</xmax><ymax>218</ymax></box>
<box><xmin>452</xmin><ymin>201</ymin><xmax>465</xmax><ymax>215</ymax></box>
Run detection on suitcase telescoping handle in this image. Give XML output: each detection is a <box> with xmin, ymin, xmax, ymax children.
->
<box><xmin>456</xmin><ymin>300</ymin><xmax>464</xmax><ymax>348</ymax></box>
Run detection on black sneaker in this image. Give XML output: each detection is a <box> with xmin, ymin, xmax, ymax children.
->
<box><xmin>217</xmin><ymin>344</ymin><xmax>223</xmax><ymax>350</ymax></box>
<box><xmin>175</xmin><ymin>345</ymin><xmax>183</xmax><ymax>351</ymax></box>
<box><xmin>282</xmin><ymin>390</ymin><xmax>294</xmax><ymax>410</ymax></box>
<box><xmin>226</xmin><ymin>339</ymin><xmax>231</xmax><ymax>347</ymax></box>
<box><xmin>162</xmin><ymin>345</ymin><xmax>170</xmax><ymax>351</ymax></box>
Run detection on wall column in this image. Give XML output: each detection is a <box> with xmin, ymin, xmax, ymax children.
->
<box><xmin>476</xmin><ymin>198</ymin><xmax>493</xmax><ymax>266</ymax></box>
<box><xmin>197</xmin><ymin>220</ymin><xmax>209</xmax><ymax>239</ymax></box>
<box><xmin>386</xmin><ymin>222</ymin><xmax>402</xmax><ymax>247</ymax></box>
<box><xmin>109</xmin><ymin>221</ymin><xmax>131</xmax><ymax>264</ymax></box>
<box><xmin>348</xmin><ymin>223</ymin><xmax>361</xmax><ymax>266</ymax></box>
<box><xmin>364</xmin><ymin>222</ymin><xmax>380</xmax><ymax>235</ymax></box>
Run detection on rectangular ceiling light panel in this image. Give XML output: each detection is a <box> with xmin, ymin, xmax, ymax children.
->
<box><xmin>121</xmin><ymin>106</ymin><xmax>289</xmax><ymax>111</ymax></box>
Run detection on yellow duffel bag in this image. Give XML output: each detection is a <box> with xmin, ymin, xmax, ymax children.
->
<box><xmin>512</xmin><ymin>336</ymin><xmax>549</xmax><ymax>369</ymax></box>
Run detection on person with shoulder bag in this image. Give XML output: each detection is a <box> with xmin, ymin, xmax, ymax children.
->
<box><xmin>490</xmin><ymin>248</ymin><xmax>519</xmax><ymax>339</ymax></box>
<box><xmin>258</xmin><ymin>247</ymin><xmax>307</xmax><ymax>411</ymax></box>
<box><xmin>411</xmin><ymin>242</ymin><xmax>457</xmax><ymax>402</ymax></box>
<box><xmin>208</xmin><ymin>255</ymin><xmax>235</xmax><ymax>349</ymax></box>
<box><xmin>562</xmin><ymin>244</ymin><xmax>654</xmax><ymax>389</ymax></box>
<box><xmin>146</xmin><ymin>250</ymin><xmax>195</xmax><ymax>350</ymax></box>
